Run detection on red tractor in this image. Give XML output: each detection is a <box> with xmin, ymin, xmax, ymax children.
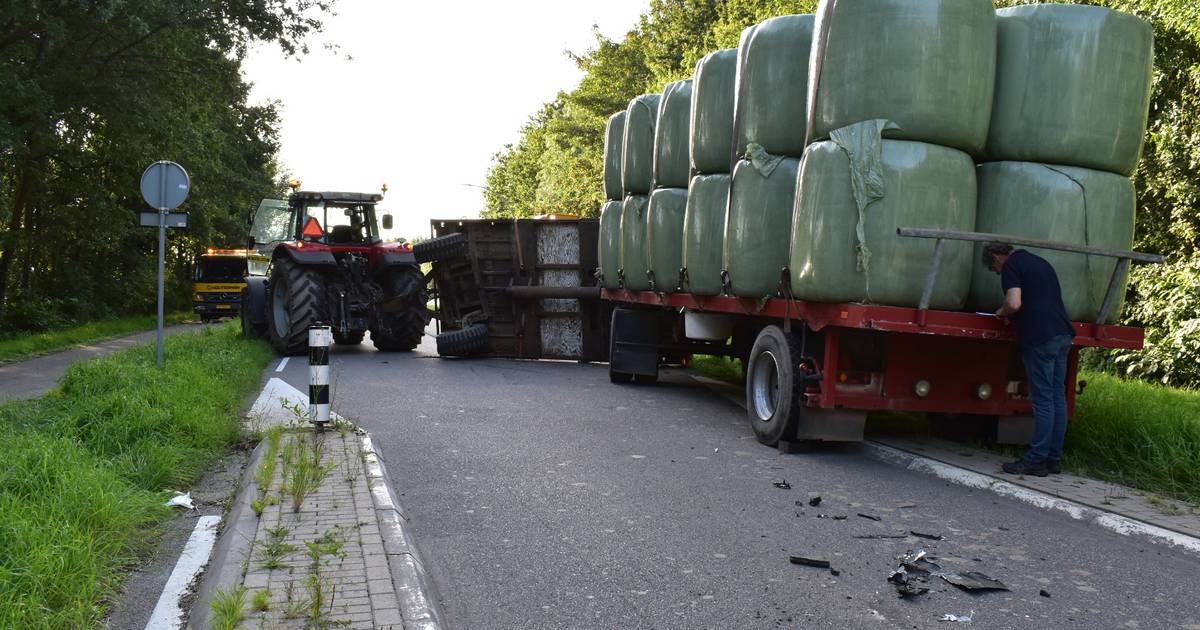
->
<box><xmin>240</xmin><ymin>190</ymin><xmax>432</xmax><ymax>355</ymax></box>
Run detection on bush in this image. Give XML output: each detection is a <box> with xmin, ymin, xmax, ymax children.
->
<box><xmin>1113</xmin><ymin>260</ymin><xmax>1200</xmax><ymax>387</ymax></box>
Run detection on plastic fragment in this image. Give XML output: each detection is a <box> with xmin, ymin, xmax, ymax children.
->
<box><xmin>773</xmin><ymin>479</ymin><xmax>792</xmax><ymax>489</ymax></box>
<box><xmin>165</xmin><ymin>491</ymin><xmax>194</xmax><ymax>510</ymax></box>
<box><xmin>939</xmin><ymin>611</ymin><xmax>974</xmax><ymax>623</ymax></box>
<box><xmin>809</xmin><ymin>496</ymin><xmax>822</xmax><ymax>507</ymax></box>
<box><xmin>854</xmin><ymin>534</ymin><xmax>907</xmax><ymax>539</ymax></box>
<box><xmin>1040</xmin><ymin>589</ymin><xmax>1051</xmax><ymax>598</ymax></box>
<box><xmin>789</xmin><ymin>555</ymin><xmax>831</xmax><ymax>569</ymax></box>
<box><xmin>910</xmin><ymin>530</ymin><xmax>943</xmax><ymax>541</ymax></box>
<box><xmin>939</xmin><ymin>571</ymin><xmax>1009</xmax><ymax>592</ymax></box>
<box><xmin>857</xmin><ymin>513</ymin><xmax>880</xmax><ymax>521</ymax></box>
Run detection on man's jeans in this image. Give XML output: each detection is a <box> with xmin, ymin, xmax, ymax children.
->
<box><xmin>1022</xmin><ymin>334</ymin><xmax>1074</xmax><ymax>463</ymax></box>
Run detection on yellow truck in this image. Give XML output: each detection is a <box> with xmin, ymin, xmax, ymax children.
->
<box><xmin>193</xmin><ymin>248</ymin><xmax>250</xmax><ymax>322</ymax></box>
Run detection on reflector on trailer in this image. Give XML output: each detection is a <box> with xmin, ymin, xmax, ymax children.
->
<box><xmin>302</xmin><ymin>217</ymin><xmax>324</xmax><ymax>239</ymax></box>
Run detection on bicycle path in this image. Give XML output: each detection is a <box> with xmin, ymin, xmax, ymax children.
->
<box><xmin>0</xmin><ymin>322</ymin><xmax>206</xmax><ymax>403</ymax></box>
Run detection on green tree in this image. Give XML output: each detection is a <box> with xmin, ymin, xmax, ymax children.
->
<box><xmin>0</xmin><ymin>1</ymin><xmax>332</xmax><ymax>328</ymax></box>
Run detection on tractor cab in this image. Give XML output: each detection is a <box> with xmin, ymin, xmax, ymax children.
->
<box><xmin>247</xmin><ymin>191</ymin><xmax>395</xmax><ymax>257</ymax></box>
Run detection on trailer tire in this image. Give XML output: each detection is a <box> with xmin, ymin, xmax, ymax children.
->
<box><xmin>413</xmin><ymin>232</ymin><xmax>467</xmax><ymax>264</ymax></box>
<box><xmin>745</xmin><ymin>325</ymin><xmax>805</xmax><ymax>446</ymax></box>
<box><xmin>436</xmin><ymin>323</ymin><xmax>489</xmax><ymax>356</ymax></box>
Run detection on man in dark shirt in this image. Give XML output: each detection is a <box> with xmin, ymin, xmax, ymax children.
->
<box><xmin>982</xmin><ymin>243</ymin><xmax>1077</xmax><ymax>477</ymax></box>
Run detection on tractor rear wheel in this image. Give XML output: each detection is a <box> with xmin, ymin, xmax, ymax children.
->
<box><xmin>372</xmin><ymin>266</ymin><xmax>429</xmax><ymax>352</ymax></box>
<box><xmin>267</xmin><ymin>257</ymin><xmax>329</xmax><ymax>356</ymax></box>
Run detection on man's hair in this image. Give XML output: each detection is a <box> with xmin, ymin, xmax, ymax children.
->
<box><xmin>981</xmin><ymin>242</ymin><xmax>1014</xmax><ymax>269</ymax></box>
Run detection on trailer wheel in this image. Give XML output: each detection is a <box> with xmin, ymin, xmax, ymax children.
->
<box><xmin>745</xmin><ymin>325</ymin><xmax>804</xmax><ymax>446</ymax></box>
<box><xmin>413</xmin><ymin>232</ymin><xmax>467</xmax><ymax>264</ymax></box>
<box><xmin>436</xmin><ymin>323</ymin><xmax>489</xmax><ymax>356</ymax></box>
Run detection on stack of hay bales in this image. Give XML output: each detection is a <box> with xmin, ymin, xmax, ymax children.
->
<box><xmin>618</xmin><ymin>94</ymin><xmax>661</xmax><ymax>291</ymax></box>
<box><xmin>646</xmin><ymin>79</ymin><xmax>693</xmax><ymax>292</ymax></box>
<box><xmin>596</xmin><ymin>0</ymin><xmax>1152</xmax><ymax>320</ymax></box>
<box><xmin>681</xmin><ymin>49</ymin><xmax>738</xmax><ymax>295</ymax></box>
<box><xmin>790</xmin><ymin>0</ymin><xmax>996</xmax><ymax>309</ymax></box>
<box><xmin>723</xmin><ymin>15</ymin><xmax>814</xmax><ymax>298</ymax></box>
<box><xmin>598</xmin><ymin>111</ymin><xmax>626</xmax><ymax>289</ymax></box>
<box><xmin>968</xmin><ymin>4</ymin><xmax>1153</xmax><ymax>320</ymax></box>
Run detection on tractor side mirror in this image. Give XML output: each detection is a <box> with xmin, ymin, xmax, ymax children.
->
<box><xmin>247</xmin><ymin>205</ymin><xmax>257</xmax><ymax>225</ymax></box>
<box><xmin>381</xmin><ymin>214</ymin><xmax>394</xmax><ymax>230</ymax></box>
<box><xmin>247</xmin><ymin>236</ymin><xmax>257</xmax><ymax>250</ymax></box>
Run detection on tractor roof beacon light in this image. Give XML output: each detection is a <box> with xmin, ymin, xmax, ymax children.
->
<box><xmin>302</xmin><ymin>216</ymin><xmax>324</xmax><ymax>240</ymax></box>
<box><xmin>288</xmin><ymin>178</ymin><xmax>302</xmax><ymax>191</ymax></box>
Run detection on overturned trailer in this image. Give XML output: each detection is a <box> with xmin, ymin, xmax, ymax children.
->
<box><xmin>425</xmin><ymin>217</ymin><xmax>610</xmax><ymax>362</ymax></box>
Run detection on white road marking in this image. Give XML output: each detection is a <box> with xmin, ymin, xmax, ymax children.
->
<box><xmin>275</xmin><ymin>356</ymin><xmax>289</xmax><ymax>372</ymax></box>
<box><xmin>145</xmin><ymin>515</ymin><xmax>221</xmax><ymax>630</ymax></box>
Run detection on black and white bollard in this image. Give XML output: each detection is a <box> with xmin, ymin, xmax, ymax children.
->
<box><xmin>308</xmin><ymin>324</ymin><xmax>332</xmax><ymax>428</ymax></box>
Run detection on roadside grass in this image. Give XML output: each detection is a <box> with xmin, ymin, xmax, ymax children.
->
<box><xmin>691</xmin><ymin>355</ymin><xmax>743</xmax><ymax>384</ymax></box>
<box><xmin>0</xmin><ymin>324</ymin><xmax>272</xmax><ymax>629</ymax></box>
<box><xmin>1068</xmin><ymin>372</ymin><xmax>1200</xmax><ymax>505</ymax></box>
<box><xmin>690</xmin><ymin>355</ymin><xmax>1200</xmax><ymax>505</ymax></box>
<box><xmin>0</xmin><ymin>311</ymin><xmax>192</xmax><ymax>364</ymax></box>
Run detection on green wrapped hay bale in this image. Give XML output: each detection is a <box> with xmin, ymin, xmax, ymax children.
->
<box><xmin>654</xmin><ymin>80</ymin><xmax>693</xmax><ymax>189</ymax></box>
<box><xmin>622</xmin><ymin>95</ymin><xmax>661</xmax><ymax>195</ymax></box>
<box><xmin>683</xmin><ymin>174</ymin><xmax>732</xmax><ymax>295</ymax></box>
<box><xmin>807</xmin><ymin>0</ymin><xmax>996</xmax><ymax>156</ymax></box>
<box><xmin>603</xmin><ymin>112</ymin><xmax>626</xmax><ymax>201</ymax></box>
<box><xmin>647</xmin><ymin>188</ymin><xmax>689</xmax><ymax>293</ymax></box>
<box><xmin>986</xmin><ymin>5</ymin><xmax>1153</xmax><ymax>176</ymax></box>
<box><xmin>620</xmin><ymin>194</ymin><xmax>652</xmax><ymax>291</ymax></box>
<box><xmin>791</xmin><ymin>138</ymin><xmax>976</xmax><ymax>308</ymax></box>
<box><xmin>734</xmin><ymin>14</ymin><xmax>814</xmax><ymax>158</ymax></box>
<box><xmin>599</xmin><ymin>200</ymin><xmax>623</xmax><ymax>289</ymax></box>
<box><xmin>969</xmin><ymin>162</ymin><xmax>1135</xmax><ymax>321</ymax></box>
<box><xmin>725</xmin><ymin>154</ymin><xmax>802</xmax><ymax>298</ymax></box>
<box><xmin>690</xmin><ymin>49</ymin><xmax>738</xmax><ymax>175</ymax></box>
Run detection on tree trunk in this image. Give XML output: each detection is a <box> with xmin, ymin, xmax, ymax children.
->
<box><xmin>0</xmin><ymin>158</ymin><xmax>35</xmax><ymax>318</ymax></box>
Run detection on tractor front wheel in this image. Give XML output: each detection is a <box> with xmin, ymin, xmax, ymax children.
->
<box><xmin>371</xmin><ymin>266</ymin><xmax>429</xmax><ymax>352</ymax></box>
<box><xmin>267</xmin><ymin>257</ymin><xmax>328</xmax><ymax>355</ymax></box>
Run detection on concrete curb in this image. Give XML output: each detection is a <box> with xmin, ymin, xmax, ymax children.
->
<box><xmin>186</xmin><ymin>439</ymin><xmax>270</xmax><ymax>630</ymax></box>
<box><xmin>360</xmin><ymin>434</ymin><xmax>446</xmax><ymax>630</ymax></box>
<box><xmin>863</xmin><ymin>441</ymin><xmax>1200</xmax><ymax>556</ymax></box>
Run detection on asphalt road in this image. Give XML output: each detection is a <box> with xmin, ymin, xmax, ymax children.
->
<box><xmin>0</xmin><ymin>322</ymin><xmax>207</xmax><ymax>402</ymax></box>
<box><xmin>275</xmin><ymin>332</ymin><xmax>1200</xmax><ymax>630</ymax></box>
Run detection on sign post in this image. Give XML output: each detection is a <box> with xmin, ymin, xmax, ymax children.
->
<box><xmin>139</xmin><ymin>161</ymin><xmax>190</xmax><ymax>369</ymax></box>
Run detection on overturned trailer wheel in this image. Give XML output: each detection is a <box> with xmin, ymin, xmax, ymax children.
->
<box><xmin>436</xmin><ymin>323</ymin><xmax>489</xmax><ymax>356</ymax></box>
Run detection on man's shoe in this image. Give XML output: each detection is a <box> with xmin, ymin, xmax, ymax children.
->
<box><xmin>1001</xmin><ymin>458</ymin><xmax>1049</xmax><ymax>477</ymax></box>
<box><xmin>1047</xmin><ymin>460</ymin><xmax>1061</xmax><ymax>474</ymax></box>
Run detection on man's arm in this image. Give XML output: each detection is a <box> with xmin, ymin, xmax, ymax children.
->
<box><xmin>996</xmin><ymin>287</ymin><xmax>1022</xmax><ymax>318</ymax></box>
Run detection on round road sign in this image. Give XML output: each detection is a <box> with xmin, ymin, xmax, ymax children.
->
<box><xmin>140</xmin><ymin>161</ymin><xmax>190</xmax><ymax>210</ymax></box>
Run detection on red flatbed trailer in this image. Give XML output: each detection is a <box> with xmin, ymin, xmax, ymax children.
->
<box><xmin>600</xmin><ymin>229</ymin><xmax>1158</xmax><ymax>448</ymax></box>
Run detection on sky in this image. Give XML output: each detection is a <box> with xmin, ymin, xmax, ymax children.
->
<box><xmin>241</xmin><ymin>0</ymin><xmax>650</xmax><ymax>240</ymax></box>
